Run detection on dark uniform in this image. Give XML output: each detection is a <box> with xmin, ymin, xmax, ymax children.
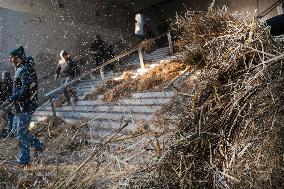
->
<box><xmin>9</xmin><ymin>46</ymin><xmax>43</xmax><ymax>165</ymax></box>
<box><xmin>90</xmin><ymin>35</ymin><xmax>115</xmax><ymax>69</ymax></box>
<box><xmin>0</xmin><ymin>72</ymin><xmax>13</xmax><ymax>137</ymax></box>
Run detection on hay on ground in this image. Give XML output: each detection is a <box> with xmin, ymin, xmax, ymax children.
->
<box><xmin>103</xmin><ymin>61</ymin><xmax>188</xmax><ymax>102</ymax></box>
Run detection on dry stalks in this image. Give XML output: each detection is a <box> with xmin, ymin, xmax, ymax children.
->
<box><xmin>126</xmin><ymin>9</ymin><xmax>284</xmax><ymax>188</ymax></box>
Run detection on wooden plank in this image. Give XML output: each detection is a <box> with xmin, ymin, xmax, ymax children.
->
<box><xmin>167</xmin><ymin>32</ymin><xmax>174</xmax><ymax>55</ymax></box>
<box><xmin>138</xmin><ymin>47</ymin><xmax>145</xmax><ymax>69</ymax></box>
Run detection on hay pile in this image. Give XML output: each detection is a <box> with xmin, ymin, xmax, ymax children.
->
<box><xmin>125</xmin><ymin>9</ymin><xmax>284</xmax><ymax>188</ymax></box>
<box><xmin>103</xmin><ymin>62</ymin><xmax>187</xmax><ymax>102</ymax></box>
<box><xmin>84</xmin><ymin>62</ymin><xmax>187</xmax><ymax>102</ymax></box>
<box><xmin>83</xmin><ymin>79</ymin><xmax>123</xmax><ymax>100</ymax></box>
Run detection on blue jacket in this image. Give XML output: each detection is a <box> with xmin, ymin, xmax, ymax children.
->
<box><xmin>11</xmin><ymin>58</ymin><xmax>38</xmax><ymax>114</ymax></box>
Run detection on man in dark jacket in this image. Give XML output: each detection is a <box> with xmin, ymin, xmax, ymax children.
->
<box><xmin>56</xmin><ymin>50</ymin><xmax>80</xmax><ymax>105</ymax></box>
<box><xmin>90</xmin><ymin>35</ymin><xmax>115</xmax><ymax>69</ymax></box>
<box><xmin>5</xmin><ymin>46</ymin><xmax>44</xmax><ymax>166</ymax></box>
<box><xmin>0</xmin><ymin>71</ymin><xmax>13</xmax><ymax>138</ymax></box>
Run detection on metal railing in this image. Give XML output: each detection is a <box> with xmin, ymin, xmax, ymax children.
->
<box><xmin>257</xmin><ymin>0</ymin><xmax>284</xmax><ymax>19</ymax></box>
<box><xmin>45</xmin><ymin>31</ymin><xmax>174</xmax><ymax>117</ymax></box>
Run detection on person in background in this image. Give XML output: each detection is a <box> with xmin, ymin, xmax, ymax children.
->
<box><xmin>55</xmin><ymin>50</ymin><xmax>80</xmax><ymax>105</ymax></box>
<box><xmin>0</xmin><ymin>71</ymin><xmax>13</xmax><ymax>138</ymax></box>
<box><xmin>3</xmin><ymin>46</ymin><xmax>44</xmax><ymax>166</ymax></box>
<box><xmin>90</xmin><ymin>34</ymin><xmax>115</xmax><ymax>69</ymax></box>
<box><xmin>142</xmin><ymin>20</ymin><xmax>156</xmax><ymax>53</ymax></box>
<box><xmin>157</xmin><ymin>19</ymin><xmax>170</xmax><ymax>48</ymax></box>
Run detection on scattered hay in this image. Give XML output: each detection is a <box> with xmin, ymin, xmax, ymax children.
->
<box><xmin>32</xmin><ymin>117</ymin><xmax>89</xmax><ymax>153</ymax></box>
<box><xmin>0</xmin><ymin>165</ymin><xmax>16</xmax><ymax>188</ymax></box>
<box><xmin>0</xmin><ymin>117</ymin><xmax>92</xmax><ymax>188</ymax></box>
<box><xmin>103</xmin><ymin>62</ymin><xmax>188</xmax><ymax>102</ymax></box>
<box><xmin>83</xmin><ymin>79</ymin><xmax>123</xmax><ymax>100</ymax></box>
<box><xmin>84</xmin><ymin>62</ymin><xmax>187</xmax><ymax>102</ymax></box>
<box><xmin>53</xmin><ymin>95</ymin><xmax>65</xmax><ymax>108</ymax></box>
<box><xmin>121</xmin><ymin>71</ymin><xmax>135</xmax><ymax>80</ymax></box>
<box><xmin>46</xmin><ymin>118</ymin><xmax>176</xmax><ymax>189</ymax></box>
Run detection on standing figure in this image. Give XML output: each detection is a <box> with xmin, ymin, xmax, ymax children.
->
<box><xmin>0</xmin><ymin>71</ymin><xmax>13</xmax><ymax>138</ymax></box>
<box><xmin>90</xmin><ymin>34</ymin><xmax>115</xmax><ymax>69</ymax></box>
<box><xmin>142</xmin><ymin>20</ymin><xmax>155</xmax><ymax>53</ymax></box>
<box><xmin>157</xmin><ymin>19</ymin><xmax>170</xmax><ymax>47</ymax></box>
<box><xmin>5</xmin><ymin>46</ymin><xmax>44</xmax><ymax>166</ymax></box>
<box><xmin>55</xmin><ymin>50</ymin><xmax>80</xmax><ymax>105</ymax></box>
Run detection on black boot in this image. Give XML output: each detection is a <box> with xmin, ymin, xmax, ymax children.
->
<box><xmin>1</xmin><ymin>129</ymin><xmax>9</xmax><ymax>138</ymax></box>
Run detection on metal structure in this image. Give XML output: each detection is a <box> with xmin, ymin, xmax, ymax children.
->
<box><xmin>257</xmin><ymin>0</ymin><xmax>284</xmax><ymax>19</ymax></box>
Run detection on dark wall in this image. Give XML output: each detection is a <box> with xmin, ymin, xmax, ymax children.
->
<box><xmin>136</xmin><ymin>0</ymin><xmax>280</xmax><ymax>37</ymax></box>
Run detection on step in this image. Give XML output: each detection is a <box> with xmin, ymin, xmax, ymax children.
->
<box><xmin>75</xmin><ymin>81</ymin><xmax>102</xmax><ymax>89</ymax></box>
<box><xmin>47</xmin><ymin>95</ymin><xmax>172</xmax><ymax>107</ymax></box>
<box><xmin>39</xmin><ymin>104</ymin><xmax>162</xmax><ymax>113</ymax></box>
<box><xmin>75</xmin><ymin>80</ymin><xmax>102</xmax><ymax>87</ymax></box>
<box><xmin>69</xmin><ymin>75</ymin><xmax>111</xmax><ymax>87</ymax></box>
<box><xmin>130</xmin><ymin>55</ymin><xmax>170</xmax><ymax>65</ymax></box>
<box><xmin>89</xmin><ymin>130</ymin><xmax>117</xmax><ymax>140</ymax></box>
<box><xmin>31</xmin><ymin>115</ymin><xmax>144</xmax><ymax>126</ymax></box>
<box><xmin>33</xmin><ymin>111</ymin><xmax>154</xmax><ymax>122</ymax></box>
<box><xmin>147</xmin><ymin>47</ymin><xmax>169</xmax><ymax>54</ymax></box>
<box><xmin>96</xmin><ymin>91</ymin><xmax>174</xmax><ymax>100</ymax></box>
<box><xmin>75</xmin><ymin>98</ymin><xmax>171</xmax><ymax>106</ymax></box>
<box><xmin>51</xmin><ymin>81</ymin><xmax>102</xmax><ymax>98</ymax></box>
<box><xmin>31</xmin><ymin>115</ymin><xmax>83</xmax><ymax>123</ymax></box>
<box><xmin>76</xmin><ymin>87</ymin><xmax>98</xmax><ymax>93</ymax></box>
<box><xmin>49</xmin><ymin>85</ymin><xmax>98</xmax><ymax>97</ymax></box>
<box><xmin>51</xmin><ymin>91</ymin><xmax>91</xmax><ymax>99</ymax></box>
<box><xmin>144</xmin><ymin>54</ymin><xmax>169</xmax><ymax>60</ymax></box>
<box><xmin>144</xmin><ymin>52</ymin><xmax>168</xmax><ymax>58</ymax></box>
<box><xmin>90</xmin><ymin>119</ymin><xmax>137</xmax><ymax>131</ymax></box>
<box><xmin>89</xmin><ymin>118</ymin><xmax>175</xmax><ymax>140</ymax></box>
<box><xmin>130</xmin><ymin>54</ymin><xmax>168</xmax><ymax>64</ymax></box>
<box><xmin>76</xmin><ymin>88</ymin><xmax>95</xmax><ymax>94</ymax></box>
<box><xmin>76</xmin><ymin>82</ymin><xmax>101</xmax><ymax>88</ymax></box>
<box><xmin>126</xmin><ymin>55</ymin><xmax>177</xmax><ymax>67</ymax></box>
